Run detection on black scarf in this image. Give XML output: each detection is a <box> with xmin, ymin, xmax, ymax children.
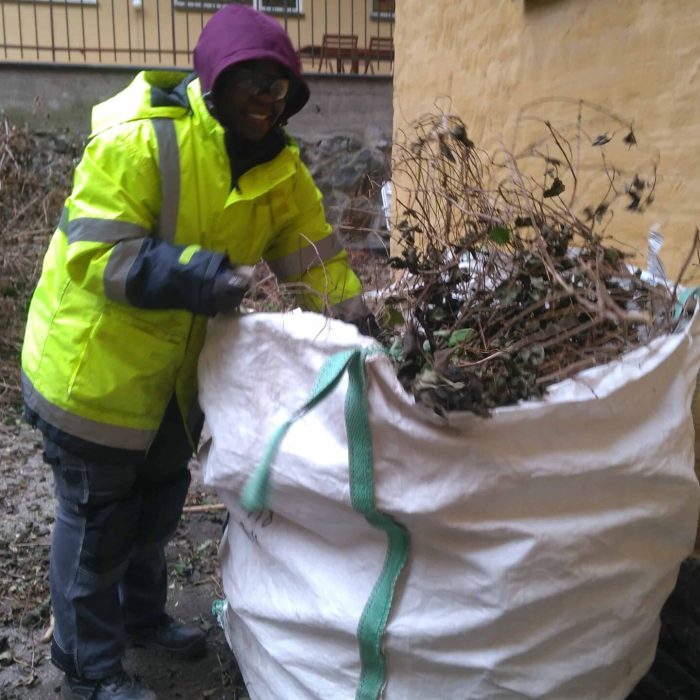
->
<box><xmin>225</xmin><ymin>126</ymin><xmax>288</xmax><ymax>191</ymax></box>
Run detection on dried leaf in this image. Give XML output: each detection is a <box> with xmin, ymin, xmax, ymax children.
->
<box><xmin>543</xmin><ymin>177</ymin><xmax>565</xmax><ymax>198</ymax></box>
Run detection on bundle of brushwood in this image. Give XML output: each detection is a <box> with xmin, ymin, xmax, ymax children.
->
<box><xmin>374</xmin><ymin>102</ymin><xmax>698</xmax><ymax>415</ymax></box>
<box><xmin>0</xmin><ymin>120</ymin><xmax>79</xmax><ymax>418</ymax></box>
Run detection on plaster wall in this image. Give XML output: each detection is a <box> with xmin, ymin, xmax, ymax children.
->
<box><xmin>393</xmin><ymin>0</ymin><xmax>700</xmax><ymax>281</ymax></box>
<box><xmin>0</xmin><ymin>64</ymin><xmax>392</xmax><ymax>142</ymax></box>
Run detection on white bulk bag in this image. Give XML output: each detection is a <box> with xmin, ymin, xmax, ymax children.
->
<box><xmin>198</xmin><ymin>310</ymin><xmax>700</xmax><ymax>700</ymax></box>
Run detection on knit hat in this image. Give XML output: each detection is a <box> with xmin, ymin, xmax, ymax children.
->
<box><xmin>194</xmin><ymin>4</ymin><xmax>310</xmax><ymax>121</ymax></box>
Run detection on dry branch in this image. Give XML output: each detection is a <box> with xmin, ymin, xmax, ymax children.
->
<box><xmin>182</xmin><ymin>503</ymin><xmax>227</xmax><ymax>514</ymax></box>
<box><xmin>373</xmin><ymin>107</ymin><xmax>691</xmax><ymax>415</ymax></box>
<box><xmin>0</xmin><ymin>120</ymin><xmax>80</xmax><ymax>421</ymax></box>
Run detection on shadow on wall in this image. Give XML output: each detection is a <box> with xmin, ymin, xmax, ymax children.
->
<box><xmin>523</xmin><ymin>0</ymin><xmax>572</xmax><ymax>13</ymax></box>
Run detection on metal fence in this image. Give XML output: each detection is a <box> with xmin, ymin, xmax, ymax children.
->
<box><xmin>0</xmin><ymin>0</ymin><xmax>394</xmax><ymax>75</ymax></box>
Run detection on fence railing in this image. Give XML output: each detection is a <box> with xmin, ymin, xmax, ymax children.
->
<box><xmin>0</xmin><ymin>0</ymin><xmax>394</xmax><ymax>75</ymax></box>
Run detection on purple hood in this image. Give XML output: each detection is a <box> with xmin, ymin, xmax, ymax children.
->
<box><xmin>194</xmin><ymin>4</ymin><xmax>310</xmax><ymax>122</ymax></box>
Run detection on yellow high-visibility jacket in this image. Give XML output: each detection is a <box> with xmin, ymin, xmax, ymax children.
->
<box><xmin>21</xmin><ymin>70</ymin><xmax>364</xmax><ymax>456</ymax></box>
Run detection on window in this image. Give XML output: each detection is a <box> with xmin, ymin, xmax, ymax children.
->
<box><xmin>372</xmin><ymin>0</ymin><xmax>395</xmax><ymax>20</ymax></box>
<box><xmin>260</xmin><ymin>0</ymin><xmax>299</xmax><ymax>10</ymax></box>
<box><xmin>175</xmin><ymin>0</ymin><xmax>301</xmax><ymax>13</ymax></box>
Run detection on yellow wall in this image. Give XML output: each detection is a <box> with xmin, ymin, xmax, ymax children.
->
<box><xmin>393</xmin><ymin>0</ymin><xmax>700</xmax><ymax>282</ymax></box>
<box><xmin>0</xmin><ymin>0</ymin><xmax>393</xmax><ymax>73</ymax></box>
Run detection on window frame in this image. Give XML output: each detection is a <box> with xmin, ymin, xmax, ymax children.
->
<box><xmin>173</xmin><ymin>0</ymin><xmax>302</xmax><ymax>16</ymax></box>
<box><xmin>371</xmin><ymin>0</ymin><xmax>395</xmax><ymax>21</ymax></box>
<box><xmin>259</xmin><ymin>0</ymin><xmax>300</xmax><ymax>13</ymax></box>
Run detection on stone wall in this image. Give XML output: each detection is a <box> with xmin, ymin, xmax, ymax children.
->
<box><xmin>298</xmin><ymin>134</ymin><xmax>391</xmax><ymax>253</ymax></box>
<box><xmin>0</xmin><ymin>63</ymin><xmax>392</xmax><ymax>143</ymax></box>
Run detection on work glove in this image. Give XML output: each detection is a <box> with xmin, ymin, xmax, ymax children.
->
<box><xmin>211</xmin><ymin>265</ymin><xmax>255</xmax><ymax>314</ymax></box>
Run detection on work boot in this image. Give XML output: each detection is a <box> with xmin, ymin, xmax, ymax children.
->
<box><xmin>61</xmin><ymin>671</ymin><xmax>156</xmax><ymax>700</ymax></box>
<box><xmin>126</xmin><ymin>614</ymin><xmax>206</xmax><ymax>660</ymax></box>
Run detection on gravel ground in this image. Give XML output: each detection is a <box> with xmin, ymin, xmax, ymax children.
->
<box><xmin>0</xmin><ymin>421</ymin><xmax>247</xmax><ymax>700</ymax></box>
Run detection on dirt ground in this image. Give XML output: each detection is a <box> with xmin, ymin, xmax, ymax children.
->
<box><xmin>0</xmin><ymin>421</ymin><xmax>247</xmax><ymax>700</ymax></box>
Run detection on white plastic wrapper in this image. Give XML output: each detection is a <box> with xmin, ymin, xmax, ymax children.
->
<box><xmin>199</xmin><ymin>310</ymin><xmax>700</xmax><ymax>700</ymax></box>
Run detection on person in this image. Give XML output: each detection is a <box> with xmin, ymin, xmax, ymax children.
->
<box><xmin>21</xmin><ymin>5</ymin><xmax>370</xmax><ymax>699</ymax></box>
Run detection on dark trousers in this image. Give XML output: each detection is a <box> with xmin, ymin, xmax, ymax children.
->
<box><xmin>42</xmin><ymin>409</ymin><xmax>194</xmax><ymax>680</ymax></box>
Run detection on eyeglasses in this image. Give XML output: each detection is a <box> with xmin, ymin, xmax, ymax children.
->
<box><xmin>232</xmin><ymin>68</ymin><xmax>290</xmax><ymax>100</ymax></box>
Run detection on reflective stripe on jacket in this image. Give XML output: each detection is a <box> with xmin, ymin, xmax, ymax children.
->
<box><xmin>21</xmin><ymin>70</ymin><xmax>363</xmax><ymax>453</ymax></box>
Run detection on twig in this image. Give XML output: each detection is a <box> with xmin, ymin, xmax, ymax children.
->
<box><xmin>41</xmin><ymin>613</ymin><xmax>54</xmax><ymax>643</ymax></box>
<box><xmin>671</xmin><ymin>227</ymin><xmax>700</xmax><ymax>302</ymax></box>
<box><xmin>182</xmin><ymin>503</ymin><xmax>226</xmax><ymax>514</ymax></box>
<box><xmin>381</xmin><ymin>108</ymin><xmax>678</xmax><ymax>414</ymax></box>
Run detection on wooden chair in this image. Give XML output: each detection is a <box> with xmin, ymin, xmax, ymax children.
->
<box><xmin>320</xmin><ymin>33</ymin><xmax>359</xmax><ymax>73</ymax></box>
<box><xmin>364</xmin><ymin>36</ymin><xmax>394</xmax><ymax>74</ymax></box>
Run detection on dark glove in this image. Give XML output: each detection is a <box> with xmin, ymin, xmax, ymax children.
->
<box><xmin>211</xmin><ymin>265</ymin><xmax>255</xmax><ymax>314</ymax></box>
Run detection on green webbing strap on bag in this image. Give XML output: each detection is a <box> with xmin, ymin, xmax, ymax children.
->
<box><xmin>344</xmin><ymin>351</ymin><xmax>411</xmax><ymax>700</ymax></box>
<box><xmin>240</xmin><ymin>347</ymin><xmax>411</xmax><ymax>700</ymax></box>
<box><xmin>240</xmin><ymin>348</ymin><xmax>358</xmax><ymax>512</ymax></box>
<box><xmin>674</xmin><ymin>287</ymin><xmax>700</xmax><ymax>321</ymax></box>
